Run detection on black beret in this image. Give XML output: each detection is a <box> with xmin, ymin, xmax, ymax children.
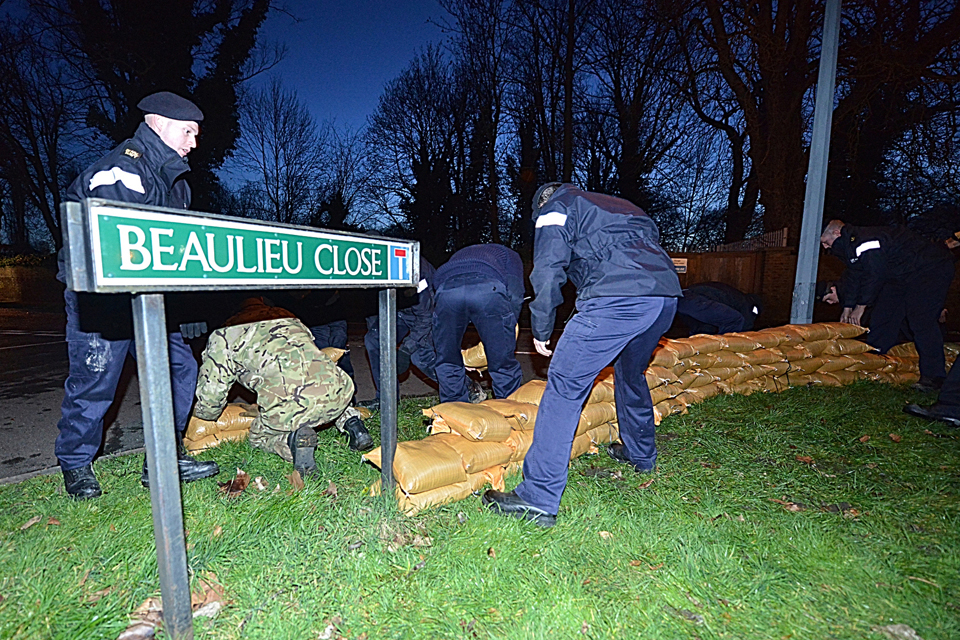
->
<box><xmin>137</xmin><ymin>91</ymin><xmax>204</xmax><ymax>122</ymax></box>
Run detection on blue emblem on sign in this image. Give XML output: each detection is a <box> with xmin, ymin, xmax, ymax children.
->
<box><xmin>388</xmin><ymin>245</ymin><xmax>410</xmax><ymax>281</ymax></box>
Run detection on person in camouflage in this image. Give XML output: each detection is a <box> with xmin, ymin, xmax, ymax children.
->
<box><xmin>194</xmin><ymin>298</ymin><xmax>374</xmax><ymax>476</ymax></box>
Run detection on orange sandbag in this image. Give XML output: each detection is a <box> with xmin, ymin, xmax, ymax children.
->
<box><xmin>789</xmin><ymin>357</ymin><xmax>826</xmax><ymax>375</ymax></box>
<box><xmin>676</xmin><ymin>370</ymin><xmax>716</xmax><ymax>389</ymax></box>
<box><xmin>650</xmin><ymin>383</ymin><xmax>684</xmax><ymax>405</ymax></box>
<box><xmin>817</xmin><ymin>322</ymin><xmax>868</xmax><ymax>339</ymax></box>
<box><xmin>508</xmin><ymin>380</ymin><xmax>547</xmax><ymax>405</ymax></box>
<box><xmin>822</xmin><ymin>339</ymin><xmax>875</xmax><ymax>356</ymax></box>
<box><xmin>645</xmin><ymin>365</ymin><xmax>679</xmax><ymax>388</ymax></box>
<box><xmin>684</xmin><ymin>334</ymin><xmax>725</xmax><ymax>354</ymax></box>
<box><xmin>817</xmin><ymin>355</ymin><xmax>859</xmax><ymax>372</ymax></box>
<box><xmin>183</xmin><ymin>430</ymin><xmax>248</xmax><ymax>453</ymax></box>
<box><xmin>428</xmin><ymin>402</ymin><xmax>513</xmax><ymax>442</ymax></box>
<box><xmin>686</xmin><ymin>350</ymin><xmax>745</xmax><ymax>369</ymax></box>
<box><xmin>505</xmin><ymin>429</ymin><xmax>534</xmax><ymax>462</ymax></box>
<box><xmin>732</xmin><ymin>330</ymin><xmax>783</xmax><ymax>349</ymax></box>
<box><xmin>741</xmin><ymin>348</ymin><xmax>786</xmax><ymax>366</ymax></box>
<box><xmin>661</xmin><ymin>339</ymin><xmax>697</xmax><ymax>359</ymax></box>
<box><xmin>844</xmin><ymin>352</ymin><xmax>889</xmax><ymax>371</ymax></box>
<box><xmin>480</xmin><ymin>399</ymin><xmax>538</xmax><ymax>431</ymax></box>
<box><xmin>650</xmin><ymin>344</ymin><xmax>680</xmax><ymax>368</ymax></box>
<box><xmin>716</xmin><ymin>333</ymin><xmax>763</xmax><ymax>352</ymax></box>
<box><xmin>759</xmin><ymin>361</ymin><xmax>790</xmax><ymax>377</ymax></box>
<box><xmin>586</xmin><ymin>422</ymin><xmax>619</xmax><ymax>445</ymax></box>
<box><xmin>430</xmin><ymin>433</ymin><xmax>514</xmax><ymax>473</ymax></box>
<box><xmin>570</xmin><ymin>432</ymin><xmax>595</xmax><ymax>458</ymax></box>
<box><xmin>576</xmin><ymin>402</ymin><xmax>617</xmax><ymax>437</ymax></box>
<box><xmin>184</xmin><ymin>403</ymin><xmax>257</xmax><ymax>441</ymax></box>
<box><xmin>370</xmin><ymin>472</ymin><xmax>489</xmax><ymax>515</ymax></box>
<box><xmin>363</xmin><ymin>437</ymin><xmax>468</xmax><ymax>495</ymax></box>
<box><xmin>781</xmin><ymin>323</ymin><xmax>833</xmax><ymax>342</ymax></box>
<box><xmin>587</xmin><ymin>380</ymin><xmax>616</xmax><ymax>404</ymax></box>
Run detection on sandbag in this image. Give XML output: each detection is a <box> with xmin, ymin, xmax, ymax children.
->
<box><xmin>844</xmin><ymin>352</ymin><xmax>889</xmax><ymax>371</ymax></box>
<box><xmin>508</xmin><ymin>380</ymin><xmax>547</xmax><ymax>405</ymax></box>
<box><xmin>183</xmin><ymin>429</ymin><xmax>248</xmax><ymax>453</ymax></box>
<box><xmin>371</xmin><ymin>472</ymin><xmax>489</xmax><ymax>515</ymax></box>
<box><xmin>684</xmin><ymin>335</ymin><xmax>725</xmax><ymax>354</ymax></box>
<box><xmin>661</xmin><ymin>339</ymin><xmax>697</xmax><ymax>359</ymax></box>
<box><xmin>762</xmin><ymin>327</ymin><xmax>806</xmax><ymax>345</ymax></box>
<box><xmin>364</xmin><ymin>437</ymin><xmax>468</xmax><ymax>495</ymax></box>
<box><xmin>505</xmin><ymin>429</ymin><xmax>534</xmax><ymax>462</ymax></box>
<box><xmin>576</xmin><ymin>402</ymin><xmax>617</xmax><ymax>437</ymax></box>
<box><xmin>428</xmin><ymin>402</ymin><xmax>513</xmax><ymax>442</ymax></box>
<box><xmin>822</xmin><ymin>339</ymin><xmax>875</xmax><ymax>356</ymax></box>
<box><xmin>716</xmin><ymin>333</ymin><xmax>763</xmax><ymax>352</ymax></box>
<box><xmin>650</xmin><ymin>382</ymin><xmax>684</xmax><ymax>405</ymax></box>
<box><xmin>782</xmin><ymin>323</ymin><xmax>833</xmax><ymax>342</ymax></box>
<box><xmin>777</xmin><ymin>346</ymin><xmax>811</xmax><ymax>362</ymax></box>
<box><xmin>796</xmin><ymin>340</ymin><xmax>831</xmax><ymax>357</ymax></box>
<box><xmin>676</xmin><ymin>370</ymin><xmax>716</xmax><ymax>389</ymax></box>
<box><xmin>461</xmin><ymin>325</ymin><xmax>519</xmax><ymax>370</ymax></box>
<box><xmin>320</xmin><ymin>347</ymin><xmax>345</xmax><ymax>363</ymax></box>
<box><xmin>759</xmin><ymin>361</ymin><xmax>790</xmax><ymax>377</ymax></box>
<box><xmin>789</xmin><ymin>357</ymin><xmax>826</xmax><ymax>375</ymax></box>
<box><xmin>817</xmin><ymin>355</ymin><xmax>859</xmax><ymax>372</ymax></box>
<box><xmin>686</xmin><ymin>350</ymin><xmax>745</xmax><ymax>369</ymax></box>
<box><xmin>817</xmin><ymin>322</ymin><xmax>868</xmax><ymax>339</ymax></box>
<box><xmin>649</xmin><ymin>344</ymin><xmax>680</xmax><ymax>368</ymax></box>
<box><xmin>729</xmin><ymin>364</ymin><xmax>763</xmax><ymax>385</ymax></box>
<box><xmin>676</xmin><ymin>383</ymin><xmax>721</xmax><ymax>405</ymax></box>
<box><xmin>702</xmin><ymin>367</ymin><xmax>739</xmax><ymax>381</ymax></box>
<box><xmin>587</xmin><ymin>380</ymin><xmax>617</xmax><ymax>404</ymax></box>
<box><xmin>480</xmin><ymin>399</ymin><xmax>538</xmax><ymax>431</ymax></box>
<box><xmin>741</xmin><ymin>348</ymin><xmax>785</xmax><ymax>366</ymax></box>
<box><xmin>184</xmin><ymin>403</ymin><xmax>257</xmax><ymax>441</ymax></box>
<box><xmin>570</xmin><ymin>432</ymin><xmax>596</xmax><ymax>458</ymax></box>
<box><xmin>586</xmin><ymin>422</ymin><xmax>619</xmax><ymax>445</ymax></box>
<box><xmin>645</xmin><ymin>365</ymin><xmax>679</xmax><ymax>388</ymax></box>
<box><xmin>431</xmin><ymin>433</ymin><xmax>514</xmax><ymax>473</ymax></box>
<box><xmin>732</xmin><ymin>330</ymin><xmax>784</xmax><ymax>349</ymax></box>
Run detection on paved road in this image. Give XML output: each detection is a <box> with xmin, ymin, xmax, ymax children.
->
<box><xmin>0</xmin><ymin>312</ymin><xmax>549</xmax><ymax>482</ymax></box>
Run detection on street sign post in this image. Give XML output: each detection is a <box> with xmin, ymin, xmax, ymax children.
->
<box><xmin>61</xmin><ymin>198</ymin><xmax>418</xmax><ymax>639</ymax></box>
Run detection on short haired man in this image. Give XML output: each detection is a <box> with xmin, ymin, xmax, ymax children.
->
<box><xmin>57</xmin><ymin>91</ymin><xmax>219</xmax><ymax>499</ymax></box>
<box><xmin>482</xmin><ymin>184</ymin><xmax>681</xmax><ymax>527</ymax></box>
<box><xmin>821</xmin><ymin>219</ymin><xmax>954</xmax><ymax>392</ymax></box>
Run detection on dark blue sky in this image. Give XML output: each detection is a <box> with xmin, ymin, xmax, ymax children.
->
<box><xmin>259</xmin><ymin>0</ymin><xmax>446</xmax><ymax>131</ymax></box>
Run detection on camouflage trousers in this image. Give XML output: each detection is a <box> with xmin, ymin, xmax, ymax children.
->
<box><xmin>248</xmin><ymin>377</ymin><xmax>356</xmax><ymax>462</ymax></box>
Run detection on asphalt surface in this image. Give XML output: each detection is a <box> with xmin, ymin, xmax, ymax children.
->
<box><xmin>0</xmin><ymin>309</ymin><xmax>549</xmax><ymax>483</ymax></box>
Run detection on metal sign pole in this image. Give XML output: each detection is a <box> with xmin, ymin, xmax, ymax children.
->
<box><xmin>378</xmin><ymin>288</ymin><xmax>398</xmax><ymax>494</ymax></box>
<box><xmin>131</xmin><ymin>293</ymin><xmax>193</xmax><ymax>639</ymax></box>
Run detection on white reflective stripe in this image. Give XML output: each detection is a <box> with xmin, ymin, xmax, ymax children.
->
<box><xmin>752</xmin><ymin>306</ymin><xmax>759</xmax><ymax>315</ymax></box>
<box><xmin>855</xmin><ymin>240</ymin><xmax>881</xmax><ymax>256</ymax></box>
<box><xmin>416</xmin><ymin>278</ymin><xmax>428</xmax><ymax>293</ymax></box>
<box><xmin>88</xmin><ymin>167</ymin><xmax>145</xmax><ymax>194</ymax></box>
<box><xmin>535</xmin><ymin>211</ymin><xmax>567</xmax><ymax>228</ymax></box>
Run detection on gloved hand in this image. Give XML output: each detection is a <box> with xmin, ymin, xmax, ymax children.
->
<box><xmin>534</xmin><ymin>339</ymin><xmax>553</xmax><ymax>357</ymax></box>
<box><xmin>179</xmin><ymin>322</ymin><xmax>208</xmax><ymax>340</ymax></box>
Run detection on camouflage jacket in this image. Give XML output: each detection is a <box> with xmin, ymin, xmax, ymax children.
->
<box><xmin>195</xmin><ymin>317</ymin><xmax>352</xmax><ymax>427</ymax></box>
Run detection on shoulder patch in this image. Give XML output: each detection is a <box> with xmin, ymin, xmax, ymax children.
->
<box><xmin>122</xmin><ymin>146</ymin><xmax>141</xmax><ymax>159</ymax></box>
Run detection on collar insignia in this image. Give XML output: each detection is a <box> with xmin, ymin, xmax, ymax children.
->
<box><xmin>123</xmin><ymin>147</ymin><xmax>141</xmax><ymax>159</ymax></box>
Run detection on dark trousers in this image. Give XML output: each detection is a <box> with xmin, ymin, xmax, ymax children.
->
<box><xmin>866</xmin><ymin>262</ymin><xmax>954</xmax><ymax>379</ymax></box>
<box><xmin>364</xmin><ymin>314</ymin><xmax>437</xmax><ymax>400</ymax></box>
<box><xmin>310</xmin><ymin>320</ymin><xmax>355</xmax><ymax>380</ymax></box>
<box><xmin>515</xmin><ymin>296</ymin><xmax>676</xmax><ymax>514</ymax></box>
<box><xmin>433</xmin><ymin>274</ymin><xmax>522</xmax><ymax>403</ymax></box>
<box><xmin>55</xmin><ymin>290</ymin><xmax>197</xmax><ymax>471</ymax></box>
<box><xmin>675</xmin><ymin>295</ymin><xmax>745</xmax><ymax>335</ymax></box>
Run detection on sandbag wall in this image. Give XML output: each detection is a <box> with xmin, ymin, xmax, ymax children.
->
<box><xmin>365</xmin><ymin>382</ymin><xmax>620</xmax><ymax>515</ymax></box>
<box><xmin>365</xmin><ymin>321</ymin><xmax>958</xmax><ymax>514</ymax></box>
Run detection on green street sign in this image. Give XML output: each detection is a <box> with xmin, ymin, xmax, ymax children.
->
<box><xmin>62</xmin><ymin>199</ymin><xmax>420</xmax><ymax>292</ymax></box>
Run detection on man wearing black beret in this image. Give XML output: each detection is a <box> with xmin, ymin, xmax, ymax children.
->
<box><xmin>56</xmin><ymin>91</ymin><xmax>219</xmax><ymax>499</ymax></box>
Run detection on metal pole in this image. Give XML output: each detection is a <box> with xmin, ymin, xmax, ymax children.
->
<box><xmin>791</xmin><ymin>0</ymin><xmax>842</xmax><ymax>324</ymax></box>
<box><xmin>378</xmin><ymin>288</ymin><xmax>398</xmax><ymax>496</ymax></box>
<box><xmin>131</xmin><ymin>294</ymin><xmax>193</xmax><ymax>639</ymax></box>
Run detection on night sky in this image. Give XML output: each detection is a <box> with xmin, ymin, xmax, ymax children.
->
<box><xmin>258</xmin><ymin>0</ymin><xmax>445</xmax><ymax>130</ymax></box>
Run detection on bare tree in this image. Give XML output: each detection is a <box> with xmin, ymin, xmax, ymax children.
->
<box><xmin>312</xmin><ymin>125</ymin><xmax>375</xmax><ymax>230</ymax></box>
<box><xmin>233</xmin><ymin>78</ymin><xmax>329</xmax><ymax>225</ymax></box>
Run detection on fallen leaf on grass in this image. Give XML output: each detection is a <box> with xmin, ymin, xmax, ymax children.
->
<box><xmin>191</xmin><ymin>570</ymin><xmax>227</xmax><ymax>614</ymax></box>
<box><xmin>79</xmin><ymin>568</ymin><xmax>91</xmax><ymax>587</ymax></box>
<box><xmin>663</xmin><ymin>604</ymin><xmax>704</xmax><ymax>624</ymax></box>
<box><xmin>212</xmin><ymin>525</ymin><xmax>223</xmax><ymax>537</ymax></box>
<box><xmin>859</xmin><ymin>435</ymin><xmax>871</xmax><ymax>443</ymax></box>
<box><xmin>889</xmin><ymin>433</ymin><xmax>902</xmax><ymax>443</ymax></box>
<box><xmin>629</xmin><ymin>560</ymin><xmax>642</xmax><ymax>567</ymax></box>
<box><xmin>580</xmin><ymin>622</ymin><xmax>591</xmax><ymax>634</ymax></box>
<box><xmin>286</xmin><ymin>470</ymin><xmax>305</xmax><ymax>492</ymax></box>
<box><xmin>20</xmin><ymin>516</ymin><xmax>40</xmax><ymax>531</ymax></box>
<box><xmin>822</xmin><ymin>502</ymin><xmax>854</xmax><ymax>514</ymax></box>
<box><xmin>253</xmin><ymin>476</ymin><xmax>268</xmax><ymax>491</ymax></box>
<box><xmin>699</xmin><ymin>461</ymin><xmax>720</xmax><ymax>469</ymax></box>
<box><xmin>795</xmin><ymin>456</ymin><xmax>814</xmax><ymax>465</ymax></box>
<box><xmin>47</xmin><ymin>517</ymin><xmax>60</xmax><ymax>526</ymax></box>
<box><xmin>346</xmin><ymin>540</ymin><xmax>364</xmax><ymax>552</ymax></box>
<box><xmin>84</xmin><ymin>587</ymin><xmax>112</xmax><ymax>603</ymax></box>
<box><xmin>323</xmin><ymin>481</ymin><xmax>338</xmax><ymax>498</ymax></box>
<box><xmin>487</xmin><ymin>547</ymin><xmax>496</xmax><ymax>558</ymax></box>
<box><xmin>872</xmin><ymin>623</ymin><xmax>924</xmax><ymax>640</ymax></box>
<box><xmin>110</xmin><ymin>524</ymin><xmax>116</xmax><ymax>532</ymax></box>
<box><xmin>218</xmin><ymin>468</ymin><xmax>250</xmax><ymax>498</ymax></box>
<box><xmin>116</xmin><ymin>596</ymin><xmax>162</xmax><ymax>640</ymax></box>
<box><xmin>769</xmin><ymin>498</ymin><xmax>806</xmax><ymax>512</ymax></box>
<box><xmin>638</xmin><ymin>477</ymin><xmax>656</xmax><ymax>490</ymax></box>
<box><xmin>598</xmin><ymin>531</ymin><xmax>613</xmax><ymax>540</ymax></box>
<box><xmin>317</xmin><ymin>615</ymin><xmax>344</xmax><ymax>640</ymax></box>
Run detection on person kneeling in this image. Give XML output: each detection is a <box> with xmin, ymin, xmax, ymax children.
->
<box><xmin>194</xmin><ymin>298</ymin><xmax>374</xmax><ymax>477</ymax></box>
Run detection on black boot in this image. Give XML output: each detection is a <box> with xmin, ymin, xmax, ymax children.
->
<box><xmin>63</xmin><ymin>464</ymin><xmax>102</xmax><ymax>499</ymax></box>
<box><xmin>141</xmin><ymin>441</ymin><xmax>220</xmax><ymax>488</ymax></box>
<box><xmin>343</xmin><ymin>416</ymin><xmax>374</xmax><ymax>452</ymax></box>
<box><xmin>287</xmin><ymin>426</ymin><xmax>318</xmax><ymax>477</ymax></box>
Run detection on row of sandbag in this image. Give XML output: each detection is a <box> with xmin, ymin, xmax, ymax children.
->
<box><xmin>365</xmin><ymin>381</ymin><xmax>620</xmax><ymax>514</ymax></box>
<box><xmin>643</xmin><ymin>322</ymin><xmax>949</xmax><ymax>423</ymax></box>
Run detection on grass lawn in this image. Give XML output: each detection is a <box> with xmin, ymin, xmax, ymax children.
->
<box><xmin>1</xmin><ymin>381</ymin><xmax>959</xmax><ymax>639</ymax></box>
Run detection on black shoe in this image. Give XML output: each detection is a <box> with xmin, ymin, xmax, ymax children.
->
<box><xmin>912</xmin><ymin>376</ymin><xmax>944</xmax><ymax>393</ymax></box>
<box><xmin>481</xmin><ymin>490</ymin><xmax>556</xmax><ymax>528</ymax></box>
<box><xmin>468</xmin><ymin>378</ymin><xmax>487</xmax><ymax>404</ymax></box>
<box><xmin>343</xmin><ymin>416</ymin><xmax>374</xmax><ymax>452</ymax></box>
<box><xmin>606</xmin><ymin>443</ymin><xmax>655</xmax><ymax>474</ymax></box>
<box><xmin>141</xmin><ymin>445</ymin><xmax>220</xmax><ymax>488</ymax></box>
<box><xmin>287</xmin><ymin>426</ymin><xmax>318</xmax><ymax>476</ymax></box>
<box><xmin>63</xmin><ymin>464</ymin><xmax>102</xmax><ymax>499</ymax></box>
<box><xmin>903</xmin><ymin>403</ymin><xmax>960</xmax><ymax>428</ymax></box>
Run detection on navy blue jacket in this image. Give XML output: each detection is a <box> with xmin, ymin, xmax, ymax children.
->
<box><xmin>529</xmin><ymin>185</ymin><xmax>681</xmax><ymax>340</ymax></box>
<box><xmin>831</xmin><ymin>224</ymin><xmax>953</xmax><ymax>308</ymax></box>
<box><xmin>434</xmin><ymin>244</ymin><xmax>525</xmax><ymax>320</ymax></box>
<box><xmin>684</xmin><ymin>281</ymin><xmax>762</xmax><ymax>331</ymax></box>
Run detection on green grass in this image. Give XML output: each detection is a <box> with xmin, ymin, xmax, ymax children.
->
<box><xmin>2</xmin><ymin>382</ymin><xmax>960</xmax><ymax>639</ymax></box>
